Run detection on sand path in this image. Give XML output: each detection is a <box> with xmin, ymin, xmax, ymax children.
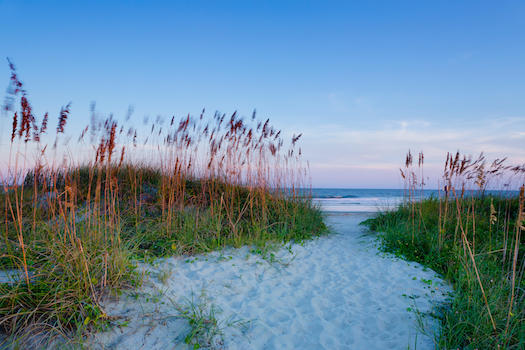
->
<box><xmin>92</xmin><ymin>213</ymin><xmax>451</xmax><ymax>349</ymax></box>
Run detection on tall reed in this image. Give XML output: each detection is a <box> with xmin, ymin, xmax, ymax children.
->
<box><xmin>366</xmin><ymin>150</ymin><xmax>525</xmax><ymax>349</ymax></box>
<box><xmin>0</xmin><ymin>62</ymin><xmax>325</xmax><ymax>346</ymax></box>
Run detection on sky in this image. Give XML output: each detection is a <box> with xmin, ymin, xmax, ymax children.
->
<box><xmin>1</xmin><ymin>0</ymin><xmax>524</xmax><ymax>188</ymax></box>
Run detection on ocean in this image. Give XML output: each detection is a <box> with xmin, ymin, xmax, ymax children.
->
<box><xmin>311</xmin><ymin>188</ymin><xmax>519</xmax><ymax>213</ymax></box>
<box><xmin>311</xmin><ymin>188</ymin><xmax>434</xmax><ymax>213</ymax></box>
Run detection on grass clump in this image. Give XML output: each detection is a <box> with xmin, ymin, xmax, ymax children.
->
<box><xmin>364</xmin><ymin>151</ymin><xmax>525</xmax><ymax>349</ymax></box>
<box><xmin>170</xmin><ymin>291</ymin><xmax>249</xmax><ymax>349</ymax></box>
<box><xmin>0</xmin><ymin>61</ymin><xmax>325</xmax><ymax>346</ymax></box>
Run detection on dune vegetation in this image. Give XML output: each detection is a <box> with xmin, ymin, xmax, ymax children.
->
<box><xmin>364</xmin><ymin>151</ymin><xmax>525</xmax><ymax>349</ymax></box>
<box><xmin>0</xmin><ymin>62</ymin><xmax>326</xmax><ymax>346</ymax></box>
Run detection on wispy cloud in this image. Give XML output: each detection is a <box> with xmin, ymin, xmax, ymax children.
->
<box><xmin>296</xmin><ymin>117</ymin><xmax>525</xmax><ymax>187</ymax></box>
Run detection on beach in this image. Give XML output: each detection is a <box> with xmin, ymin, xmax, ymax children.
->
<box><xmin>92</xmin><ymin>212</ymin><xmax>451</xmax><ymax>349</ymax></box>
<box><xmin>3</xmin><ymin>3</ymin><xmax>524</xmax><ymax>346</ymax></box>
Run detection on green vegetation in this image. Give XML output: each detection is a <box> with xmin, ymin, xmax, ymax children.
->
<box><xmin>0</xmin><ymin>62</ymin><xmax>325</xmax><ymax>346</ymax></box>
<box><xmin>364</xmin><ymin>151</ymin><xmax>525</xmax><ymax>349</ymax></box>
<box><xmin>169</xmin><ymin>291</ymin><xmax>250</xmax><ymax>349</ymax></box>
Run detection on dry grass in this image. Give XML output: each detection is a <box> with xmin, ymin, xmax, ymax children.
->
<box><xmin>0</xmin><ymin>61</ymin><xmax>325</xmax><ymax>347</ymax></box>
<box><xmin>366</xmin><ymin>150</ymin><xmax>525</xmax><ymax>349</ymax></box>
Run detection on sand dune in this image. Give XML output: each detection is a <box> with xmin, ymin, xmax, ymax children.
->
<box><xmin>92</xmin><ymin>213</ymin><xmax>451</xmax><ymax>349</ymax></box>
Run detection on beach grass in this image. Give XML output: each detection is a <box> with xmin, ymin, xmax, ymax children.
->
<box><xmin>364</xmin><ymin>151</ymin><xmax>525</xmax><ymax>349</ymax></box>
<box><xmin>0</xmin><ymin>62</ymin><xmax>326</xmax><ymax>346</ymax></box>
<box><xmin>169</xmin><ymin>290</ymin><xmax>251</xmax><ymax>349</ymax></box>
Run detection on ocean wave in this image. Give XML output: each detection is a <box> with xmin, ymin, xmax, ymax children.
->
<box><xmin>312</xmin><ymin>195</ymin><xmax>359</xmax><ymax>199</ymax></box>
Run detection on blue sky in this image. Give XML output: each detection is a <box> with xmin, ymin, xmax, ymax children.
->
<box><xmin>1</xmin><ymin>0</ymin><xmax>524</xmax><ymax>187</ymax></box>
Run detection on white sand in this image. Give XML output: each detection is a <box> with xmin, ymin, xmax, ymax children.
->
<box><xmin>91</xmin><ymin>213</ymin><xmax>452</xmax><ymax>349</ymax></box>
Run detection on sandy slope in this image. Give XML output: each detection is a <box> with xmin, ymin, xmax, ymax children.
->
<box><xmin>91</xmin><ymin>213</ymin><xmax>452</xmax><ymax>349</ymax></box>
